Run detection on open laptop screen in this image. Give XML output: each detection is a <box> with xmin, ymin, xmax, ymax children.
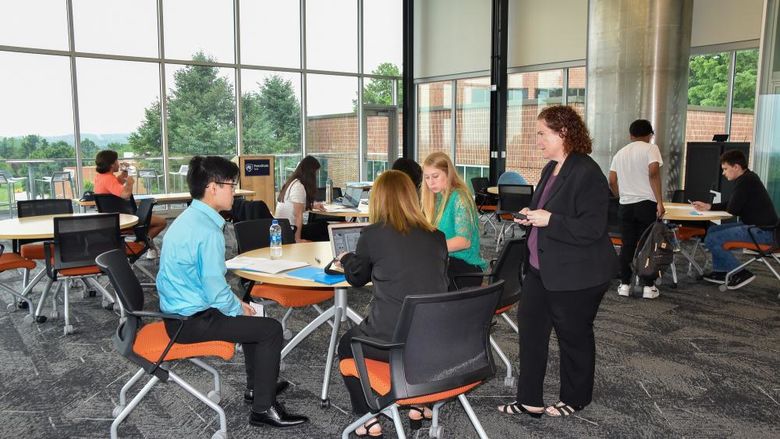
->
<box><xmin>341</xmin><ymin>186</ymin><xmax>364</xmax><ymax>208</ymax></box>
<box><xmin>328</xmin><ymin>222</ymin><xmax>369</xmax><ymax>258</ymax></box>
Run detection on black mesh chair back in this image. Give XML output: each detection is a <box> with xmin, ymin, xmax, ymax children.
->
<box><xmin>315</xmin><ymin>187</ymin><xmax>344</xmax><ymax>202</ymax></box>
<box><xmin>94</xmin><ymin>193</ymin><xmax>137</xmax><ymax>215</ymax></box>
<box><xmin>671</xmin><ymin>189</ymin><xmax>715</xmax><ymax>204</ymax></box>
<box><xmin>489</xmin><ymin>239</ymin><xmax>525</xmax><ymax>309</ymax></box>
<box><xmin>132</xmin><ymin>199</ymin><xmax>154</xmax><ymax>243</ymax></box>
<box><xmin>375</xmin><ymin>281</ymin><xmax>502</xmax><ymax>405</ymax></box>
<box><xmin>17</xmin><ymin>199</ymin><xmax>73</xmax><ymax>217</ymax></box>
<box><xmin>497</xmin><ymin>184</ymin><xmax>533</xmax><ymax>213</ymax></box>
<box><xmin>53</xmin><ymin>214</ymin><xmax>122</xmax><ymax>271</ymax></box>
<box><xmin>471</xmin><ymin>177</ymin><xmax>497</xmax><ymax>207</ymax></box>
<box><xmin>229</xmin><ymin>199</ymin><xmax>272</xmax><ymax>222</ymax></box>
<box><xmin>234</xmin><ymin>218</ymin><xmax>295</xmax><ymax>254</ymax></box>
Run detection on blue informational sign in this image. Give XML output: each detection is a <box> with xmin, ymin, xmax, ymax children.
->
<box><xmin>244</xmin><ymin>159</ymin><xmax>270</xmax><ymax>176</ymax></box>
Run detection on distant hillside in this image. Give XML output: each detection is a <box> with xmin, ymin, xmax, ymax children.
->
<box><xmin>42</xmin><ymin>133</ymin><xmax>130</xmax><ymax>147</ymax></box>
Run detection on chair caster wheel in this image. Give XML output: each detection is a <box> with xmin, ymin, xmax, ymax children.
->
<box><xmin>320</xmin><ymin>399</ymin><xmax>330</xmax><ymax>408</ymax></box>
<box><xmin>102</xmin><ymin>301</ymin><xmax>115</xmax><ymax>311</ymax></box>
<box><xmin>36</xmin><ymin>315</ymin><xmax>47</xmax><ymax>324</ymax></box>
<box><xmin>504</xmin><ymin>376</ymin><xmax>516</xmax><ymax>387</ymax></box>
<box><xmin>112</xmin><ymin>405</ymin><xmax>125</xmax><ymax>418</ymax></box>
<box><xmin>63</xmin><ymin>324</ymin><xmax>74</xmax><ymax>335</ymax></box>
<box><xmin>429</xmin><ymin>425</ymin><xmax>443</xmax><ymax>438</ymax></box>
<box><xmin>207</xmin><ymin>390</ymin><xmax>221</xmax><ymax>404</ymax></box>
<box><xmin>7</xmin><ymin>303</ymin><xmax>16</xmax><ymax>312</ymax></box>
<box><xmin>282</xmin><ymin>328</ymin><xmax>293</xmax><ymax>340</ymax></box>
<box><xmin>88</xmin><ymin>290</ymin><xmax>97</xmax><ymax>297</ymax></box>
<box><xmin>718</xmin><ymin>284</ymin><xmax>728</xmax><ymax>292</ymax></box>
<box><xmin>23</xmin><ymin>314</ymin><xmax>34</xmax><ymax>325</ymax></box>
<box><xmin>211</xmin><ymin>430</ymin><xmax>227</xmax><ymax>439</ymax></box>
<box><xmin>18</xmin><ymin>300</ymin><xmax>29</xmax><ymax>310</ymax></box>
<box><xmin>49</xmin><ymin>311</ymin><xmax>59</xmax><ymax>320</ymax></box>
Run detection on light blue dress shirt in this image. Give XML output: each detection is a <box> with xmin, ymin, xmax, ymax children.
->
<box><xmin>156</xmin><ymin>199</ymin><xmax>242</xmax><ymax>317</ymax></box>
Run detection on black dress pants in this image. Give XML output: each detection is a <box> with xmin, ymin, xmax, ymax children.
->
<box><xmin>447</xmin><ymin>256</ymin><xmax>484</xmax><ymax>291</ymax></box>
<box><xmin>164</xmin><ymin>308</ymin><xmax>283</xmax><ymax>413</ymax></box>
<box><xmin>618</xmin><ymin>200</ymin><xmax>658</xmax><ymax>286</ymax></box>
<box><xmin>516</xmin><ymin>267</ymin><xmax>607</xmax><ymax>407</ymax></box>
<box><xmin>337</xmin><ymin>326</ymin><xmax>390</xmax><ymax>415</ymax></box>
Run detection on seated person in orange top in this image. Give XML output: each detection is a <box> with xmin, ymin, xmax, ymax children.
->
<box><xmin>94</xmin><ymin>150</ymin><xmax>167</xmax><ymax>257</ymax></box>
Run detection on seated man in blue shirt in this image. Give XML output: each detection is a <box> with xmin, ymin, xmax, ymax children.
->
<box><xmin>156</xmin><ymin>155</ymin><xmax>308</xmax><ymax>429</ymax></box>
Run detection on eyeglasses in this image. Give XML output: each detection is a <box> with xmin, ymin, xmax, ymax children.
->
<box><xmin>214</xmin><ymin>181</ymin><xmax>238</xmax><ymax>192</ymax></box>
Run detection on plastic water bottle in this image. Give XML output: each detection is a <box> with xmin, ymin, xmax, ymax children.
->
<box><xmin>325</xmin><ymin>178</ymin><xmax>333</xmax><ymax>204</ymax></box>
<box><xmin>269</xmin><ymin>220</ymin><xmax>283</xmax><ymax>260</ymax></box>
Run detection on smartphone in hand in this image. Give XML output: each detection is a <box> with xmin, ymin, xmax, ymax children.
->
<box><xmin>511</xmin><ymin>212</ymin><xmax>527</xmax><ymax>220</ymax></box>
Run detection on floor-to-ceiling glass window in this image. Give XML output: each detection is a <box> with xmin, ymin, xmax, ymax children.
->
<box><xmin>417</xmin><ymin>81</ymin><xmax>453</xmax><ymax>162</ymax></box>
<box><xmin>455</xmin><ymin>77</ymin><xmax>491</xmax><ymax>182</ymax></box>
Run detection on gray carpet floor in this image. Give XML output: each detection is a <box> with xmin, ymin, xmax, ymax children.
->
<box><xmin>0</xmin><ymin>216</ymin><xmax>778</xmax><ymax>438</ymax></box>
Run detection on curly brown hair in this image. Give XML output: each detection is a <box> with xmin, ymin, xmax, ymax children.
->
<box><xmin>537</xmin><ymin>105</ymin><xmax>592</xmax><ymax>155</ymax></box>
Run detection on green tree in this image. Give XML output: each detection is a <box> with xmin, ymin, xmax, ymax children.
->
<box><xmin>128</xmin><ymin>52</ymin><xmax>236</xmax><ymax>157</ymax></box>
<box><xmin>79</xmin><ymin>138</ymin><xmax>99</xmax><ymax>160</ymax></box>
<box><xmin>354</xmin><ymin>62</ymin><xmax>402</xmax><ymax>109</ymax></box>
<box><xmin>243</xmin><ymin>75</ymin><xmax>301</xmax><ymax>154</ymax></box>
<box><xmin>688</xmin><ymin>50</ymin><xmax>758</xmax><ymax>109</ymax></box>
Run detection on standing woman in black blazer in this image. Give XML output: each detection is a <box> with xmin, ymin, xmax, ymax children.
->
<box><xmin>498</xmin><ymin>106</ymin><xmax>618</xmax><ymax>418</ymax></box>
<box><xmin>335</xmin><ymin>170</ymin><xmax>449</xmax><ymax>437</ymax></box>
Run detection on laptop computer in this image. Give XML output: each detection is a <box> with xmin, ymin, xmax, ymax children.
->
<box><xmin>340</xmin><ymin>186</ymin><xmax>364</xmax><ymax>208</ymax></box>
<box><xmin>326</xmin><ymin>222</ymin><xmax>370</xmax><ymax>272</ymax></box>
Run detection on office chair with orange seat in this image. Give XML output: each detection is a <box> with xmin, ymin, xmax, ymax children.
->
<box><xmin>454</xmin><ymin>238</ymin><xmax>524</xmax><ymax>387</ymax></box>
<box><xmin>95</xmin><ymin>195</ymin><xmax>157</xmax><ymax>284</ymax></box>
<box><xmin>339</xmin><ymin>281</ymin><xmax>503</xmax><ymax>439</ymax></box>
<box><xmin>95</xmin><ymin>248</ymin><xmax>234</xmax><ymax>439</ymax></box>
<box><xmin>37</xmin><ymin>214</ymin><xmax>123</xmax><ymax>334</ymax></box>
<box><xmin>719</xmin><ymin>221</ymin><xmax>780</xmax><ymax>296</ymax></box>
<box><xmin>0</xmin><ymin>243</ymin><xmax>37</xmax><ymax>324</ymax></box>
<box><xmin>234</xmin><ymin>218</ymin><xmax>334</xmax><ymax>340</ymax></box>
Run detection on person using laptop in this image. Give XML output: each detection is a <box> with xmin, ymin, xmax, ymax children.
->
<box><xmin>275</xmin><ymin>155</ymin><xmax>328</xmax><ymax>242</ymax></box>
<box><xmin>421</xmin><ymin>152</ymin><xmax>487</xmax><ymax>290</ymax></box>
<box><xmin>157</xmin><ymin>156</ymin><xmax>308</xmax><ymax>429</ymax></box>
<box><xmin>333</xmin><ymin>170</ymin><xmax>449</xmax><ymax>437</ymax></box>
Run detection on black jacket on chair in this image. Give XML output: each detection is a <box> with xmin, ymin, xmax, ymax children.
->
<box><xmin>527</xmin><ymin>152</ymin><xmax>618</xmax><ymax>291</ymax></box>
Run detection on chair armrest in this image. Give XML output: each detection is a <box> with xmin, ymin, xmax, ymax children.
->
<box><xmin>43</xmin><ymin>241</ymin><xmax>56</xmax><ymax>280</ymax></box>
<box><xmin>350</xmin><ymin>336</ymin><xmax>405</xmax><ymax>413</ymax></box>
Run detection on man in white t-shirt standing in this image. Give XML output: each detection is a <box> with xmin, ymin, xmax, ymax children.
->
<box><xmin>608</xmin><ymin>119</ymin><xmax>666</xmax><ymax>299</ymax></box>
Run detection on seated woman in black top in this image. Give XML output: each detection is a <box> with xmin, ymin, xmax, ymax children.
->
<box><xmin>335</xmin><ymin>170</ymin><xmax>449</xmax><ymax>438</ymax></box>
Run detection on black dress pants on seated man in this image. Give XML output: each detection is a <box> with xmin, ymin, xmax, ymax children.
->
<box><xmin>618</xmin><ymin>200</ymin><xmax>658</xmax><ymax>286</ymax></box>
<box><xmin>164</xmin><ymin>308</ymin><xmax>291</xmax><ymax>418</ymax></box>
<box><xmin>516</xmin><ymin>268</ymin><xmax>607</xmax><ymax>408</ymax></box>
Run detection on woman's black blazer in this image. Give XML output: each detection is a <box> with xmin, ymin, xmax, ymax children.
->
<box><xmin>527</xmin><ymin>152</ymin><xmax>618</xmax><ymax>291</ymax></box>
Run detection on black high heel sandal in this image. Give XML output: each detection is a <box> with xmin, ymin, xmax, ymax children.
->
<box><xmin>408</xmin><ymin>406</ymin><xmax>432</xmax><ymax>430</ymax></box>
<box><xmin>355</xmin><ymin>418</ymin><xmax>383</xmax><ymax>438</ymax></box>
<box><xmin>497</xmin><ymin>401</ymin><xmax>544</xmax><ymax>418</ymax></box>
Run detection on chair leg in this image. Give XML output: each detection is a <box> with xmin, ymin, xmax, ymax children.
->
<box><xmin>34</xmin><ymin>278</ymin><xmax>54</xmax><ymax>321</ymax></box>
<box><xmin>458</xmin><ymin>394</ymin><xmax>489</xmax><ymax>439</ymax></box>
<box><xmin>280</xmin><ymin>307</ymin><xmax>294</xmax><ymax>339</ymax></box>
<box><xmin>388</xmin><ymin>404</ymin><xmax>406</xmax><ymax>439</ymax></box>
<box><xmin>500</xmin><ymin>312</ymin><xmax>519</xmax><ymax>333</ymax></box>
<box><xmin>168</xmin><ymin>370</ymin><xmax>228</xmax><ymax>438</ymax></box>
<box><xmin>63</xmin><ymin>278</ymin><xmax>73</xmax><ymax>335</ymax></box>
<box><xmin>490</xmin><ymin>335</ymin><xmax>514</xmax><ymax>387</ymax></box>
<box><xmin>430</xmin><ymin>401</ymin><xmax>445</xmax><ymax>437</ymax></box>
<box><xmin>189</xmin><ymin>358</ymin><xmax>222</xmax><ymax>403</ymax></box>
<box><xmin>116</xmin><ymin>368</ymin><xmax>146</xmax><ymax>410</ymax></box>
<box><xmin>111</xmin><ymin>375</ymin><xmax>160</xmax><ymax>439</ymax></box>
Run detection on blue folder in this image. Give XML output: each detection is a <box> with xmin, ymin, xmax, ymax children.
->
<box><xmin>285</xmin><ymin>266</ymin><xmax>345</xmax><ymax>285</ymax></box>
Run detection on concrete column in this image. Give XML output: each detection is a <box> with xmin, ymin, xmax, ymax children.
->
<box><xmin>587</xmin><ymin>0</ymin><xmax>693</xmax><ymax>196</ymax></box>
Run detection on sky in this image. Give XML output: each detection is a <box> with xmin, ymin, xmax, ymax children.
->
<box><xmin>0</xmin><ymin>0</ymin><xmax>401</xmax><ymax>138</ymax></box>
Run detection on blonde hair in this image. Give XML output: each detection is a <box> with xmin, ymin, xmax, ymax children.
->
<box><xmin>369</xmin><ymin>170</ymin><xmax>435</xmax><ymax>234</ymax></box>
<box><xmin>420</xmin><ymin>152</ymin><xmax>476</xmax><ymax>226</ymax></box>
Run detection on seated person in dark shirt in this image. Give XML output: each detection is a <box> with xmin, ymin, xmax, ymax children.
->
<box><xmin>692</xmin><ymin>150</ymin><xmax>778</xmax><ymax>288</ymax></box>
<box><xmin>391</xmin><ymin>157</ymin><xmax>423</xmax><ymax>190</ymax></box>
<box><xmin>334</xmin><ymin>170</ymin><xmax>449</xmax><ymax>437</ymax></box>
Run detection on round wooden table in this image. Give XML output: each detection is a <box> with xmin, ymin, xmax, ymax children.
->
<box><xmin>487</xmin><ymin>186</ymin><xmax>498</xmax><ymax>195</ymax></box>
<box><xmin>0</xmin><ymin>213</ymin><xmax>139</xmax><ymax>240</ymax></box>
<box><xmin>310</xmin><ymin>204</ymin><xmax>370</xmax><ymax>220</ymax></box>
<box><xmin>232</xmin><ymin>241</ymin><xmax>363</xmax><ymax>406</ymax></box>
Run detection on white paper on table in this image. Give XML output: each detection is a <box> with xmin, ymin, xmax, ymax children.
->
<box><xmin>225</xmin><ymin>255</ymin><xmax>308</xmax><ymax>274</ymax></box>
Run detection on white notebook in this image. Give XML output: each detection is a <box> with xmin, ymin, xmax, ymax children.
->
<box><xmin>226</xmin><ymin>256</ymin><xmax>308</xmax><ymax>274</ymax></box>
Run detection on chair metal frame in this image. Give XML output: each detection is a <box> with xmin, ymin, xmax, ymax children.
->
<box><xmin>495</xmin><ymin>184</ymin><xmax>534</xmax><ymax>251</ymax></box>
<box><xmin>36</xmin><ymin>214</ymin><xmax>123</xmax><ymax>334</ymax></box>
<box><xmin>454</xmin><ymin>239</ymin><xmax>524</xmax><ymax>387</ymax></box>
<box><xmin>0</xmin><ymin>243</ymin><xmax>37</xmax><ymax>323</ymax></box>
<box><xmin>341</xmin><ymin>282</ymin><xmax>503</xmax><ymax>439</ymax></box>
<box><xmin>471</xmin><ymin>177</ymin><xmax>499</xmax><ymax>235</ymax></box>
<box><xmin>0</xmin><ymin>171</ymin><xmax>27</xmax><ymax>216</ymax></box>
<box><xmin>36</xmin><ymin>170</ymin><xmax>75</xmax><ymax>200</ymax></box>
<box><xmin>96</xmin><ymin>248</ymin><xmax>232</xmax><ymax>439</ymax></box>
<box><xmin>720</xmin><ymin>222</ymin><xmax>780</xmax><ymax>297</ymax></box>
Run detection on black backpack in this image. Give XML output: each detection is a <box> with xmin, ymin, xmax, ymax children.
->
<box><xmin>632</xmin><ymin>220</ymin><xmax>676</xmax><ymax>280</ymax></box>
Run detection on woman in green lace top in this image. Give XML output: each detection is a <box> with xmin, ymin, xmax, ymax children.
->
<box><xmin>421</xmin><ymin>152</ymin><xmax>487</xmax><ymax>290</ymax></box>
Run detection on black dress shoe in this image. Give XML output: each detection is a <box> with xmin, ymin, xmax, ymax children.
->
<box><xmin>249</xmin><ymin>401</ymin><xmax>308</xmax><ymax>428</ymax></box>
<box><xmin>244</xmin><ymin>381</ymin><xmax>291</xmax><ymax>404</ymax></box>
